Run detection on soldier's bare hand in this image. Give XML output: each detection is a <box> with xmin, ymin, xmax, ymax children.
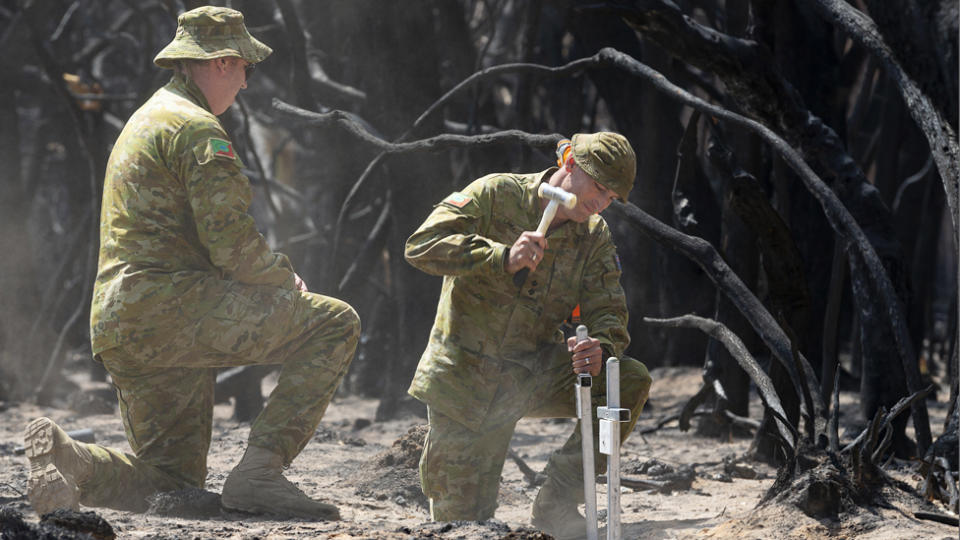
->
<box><xmin>567</xmin><ymin>335</ymin><xmax>603</xmax><ymax>376</ymax></box>
<box><xmin>506</xmin><ymin>232</ymin><xmax>547</xmax><ymax>273</ymax></box>
<box><xmin>294</xmin><ymin>273</ymin><xmax>309</xmax><ymax>292</ymax></box>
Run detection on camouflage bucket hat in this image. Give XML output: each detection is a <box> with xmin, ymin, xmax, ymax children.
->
<box><xmin>154</xmin><ymin>6</ymin><xmax>272</xmax><ymax>69</ymax></box>
<box><xmin>571</xmin><ymin>132</ymin><xmax>637</xmax><ymax>200</ymax></box>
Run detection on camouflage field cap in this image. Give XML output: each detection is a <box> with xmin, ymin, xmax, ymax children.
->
<box><xmin>154</xmin><ymin>6</ymin><xmax>272</xmax><ymax>69</ymax></box>
<box><xmin>571</xmin><ymin>132</ymin><xmax>636</xmax><ymax>200</ymax></box>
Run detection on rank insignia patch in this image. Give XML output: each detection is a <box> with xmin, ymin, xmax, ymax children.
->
<box><xmin>210</xmin><ymin>138</ymin><xmax>235</xmax><ymax>159</ymax></box>
<box><xmin>443</xmin><ymin>192</ymin><xmax>472</xmax><ymax>208</ymax></box>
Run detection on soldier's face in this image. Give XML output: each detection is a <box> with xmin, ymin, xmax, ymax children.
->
<box><xmin>557</xmin><ymin>164</ymin><xmax>618</xmax><ymax>222</ymax></box>
<box><xmin>204</xmin><ymin>57</ymin><xmax>249</xmax><ymax>115</ymax></box>
<box><xmin>223</xmin><ymin>57</ymin><xmax>250</xmax><ymax>102</ymax></box>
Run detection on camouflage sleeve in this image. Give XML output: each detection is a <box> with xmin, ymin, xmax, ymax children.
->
<box><xmin>404</xmin><ymin>180</ymin><xmax>510</xmax><ymax>278</ymax></box>
<box><xmin>579</xmin><ymin>226</ymin><xmax>630</xmax><ymax>358</ymax></box>
<box><xmin>176</xmin><ymin>125</ymin><xmax>296</xmax><ymax>289</ymax></box>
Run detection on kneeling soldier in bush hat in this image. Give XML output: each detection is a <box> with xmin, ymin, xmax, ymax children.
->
<box><xmin>24</xmin><ymin>6</ymin><xmax>359</xmax><ymax>519</ymax></box>
<box><xmin>405</xmin><ymin>132</ymin><xmax>652</xmax><ymax>539</ymax></box>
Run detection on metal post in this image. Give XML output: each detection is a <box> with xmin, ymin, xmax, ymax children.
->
<box><xmin>598</xmin><ymin>358</ymin><xmax>629</xmax><ymax>540</ymax></box>
<box><xmin>575</xmin><ymin>325</ymin><xmax>598</xmax><ymax>540</ymax></box>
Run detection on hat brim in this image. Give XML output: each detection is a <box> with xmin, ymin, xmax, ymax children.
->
<box><xmin>154</xmin><ymin>33</ymin><xmax>272</xmax><ymax>69</ymax></box>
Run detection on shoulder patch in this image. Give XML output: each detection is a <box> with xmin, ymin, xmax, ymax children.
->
<box><xmin>210</xmin><ymin>138</ymin><xmax>235</xmax><ymax>159</ymax></box>
<box><xmin>443</xmin><ymin>192</ymin><xmax>472</xmax><ymax>208</ymax></box>
<box><xmin>194</xmin><ymin>136</ymin><xmax>244</xmax><ymax>168</ymax></box>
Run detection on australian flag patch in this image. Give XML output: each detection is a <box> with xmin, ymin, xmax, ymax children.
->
<box><xmin>210</xmin><ymin>138</ymin><xmax>235</xmax><ymax>159</ymax></box>
<box><xmin>443</xmin><ymin>192</ymin><xmax>472</xmax><ymax>208</ymax></box>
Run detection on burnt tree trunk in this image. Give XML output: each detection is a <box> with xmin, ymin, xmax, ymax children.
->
<box><xmin>616</xmin><ymin>0</ymin><xmax>931</xmax><ymax>454</ymax></box>
<box><xmin>699</xmin><ymin>126</ymin><xmax>754</xmax><ymax>432</ymax></box>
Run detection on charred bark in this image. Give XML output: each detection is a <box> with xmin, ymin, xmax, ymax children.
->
<box><xmin>597</xmin><ymin>1</ymin><xmax>935</xmax><ymax>450</ymax></box>
<box><xmin>707</xmin><ymin>134</ymin><xmax>810</xmax><ymax>460</ymax></box>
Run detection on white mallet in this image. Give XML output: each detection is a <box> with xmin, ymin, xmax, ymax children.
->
<box><xmin>512</xmin><ymin>184</ymin><xmax>577</xmax><ymax>287</ymax></box>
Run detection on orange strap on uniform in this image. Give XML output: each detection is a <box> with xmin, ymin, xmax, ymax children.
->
<box><xmin>571</xmin><ymin>304</ymin><xmax>581</xmax><ymax>324</ymax></box>
<box><xmin>556</xmin><ymin>138</ymin><xmax>573</xmax><ymax>167</ymax></box>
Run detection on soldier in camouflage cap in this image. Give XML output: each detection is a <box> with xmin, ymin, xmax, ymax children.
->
<box><xmin>153</xmin><ymin>5</ymin><xmax>272</xmax><ymax>69</ymax></box>
<box><xmin>405</xmin><ymin>132</ymin><xmax>651</xmax><ymax>539</ymax></box>
<box><xmin>24</xmin><ymin>6</ymin><xmax>359</xmax><ymax>520</ymax></box>
<box><xmin>571</xmin><ymin>132</ymin><xmax>636</xmax><ymax>201</ymax></box>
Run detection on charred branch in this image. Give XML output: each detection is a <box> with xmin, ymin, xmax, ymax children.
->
<box><xmin>645</xmin><ymin>314</ymin><xmax>798</xmax><ymax>456</ymax></box>
<box><xmin>272</xmin><ymin>99</ymin><xmax>563</xmax><ymax>154</ymax></box>
<box><xmin>338</xmin><ymin>193</ymin><xmax>392</xmax><ymax>291</ymax></box>
<box><xmin>841</xmin><ymin>385</ymin><xmax>934</xmax><ymax>453</ymax></box>
<box><xmin>275</xmin><ymin>0</ymin><xmax>316</xmax><ymax>110</ymax></box>
<box><xmin>809</xmin><ymin>0</ymin><xmax>959</xmax><ymax>228</ymax></box>
<box><xmin>590</xmin><ymin>45</ymin><xmax>931</xmax><ymax>455</ymax></box>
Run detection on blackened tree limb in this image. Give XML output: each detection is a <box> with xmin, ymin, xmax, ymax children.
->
<box><xmin>70</xmin><ymin>7</ymin><xmax>137</xmax><ymax>66</ymax></box>
<box><xmin>275</xmin><ymin>0</ymin><xmax>316</xmax><ymax>110</ymax></box>
<box><xmin>273</xmin><ymin>96</ymin><xmax>561</xmax><ymax>279</ymax></box>
<box><xmin>612</xmin><ymin>197</ymin><xmax>822</xmax><ymax>416</ymax></box>
<box><xmin>677</xmin><ymin>379</ymin><xmax>713</xmax><ymax>432</ymax></box>
<box><xmin>338</xmin><ymin>193</ymin><xmax>392</xmax><ymax>292</ymax></box>
<box><xmin>645</xmin><ymin>315</ymin><xmax>797</xmax><ymax>455</ymax></box>
<box><xmin>828</xmin><ymin>367</ymin><xmax>841</xmax><ymax>454</ymax></box>
<box><xmin>809</xmin><ymin>0</ymin><xmax>959</xmax><ymax>230</ymax></box>
<box><xmin>914</xmin><ymin>512</ymin><xmax>959</xmax><ymax>527</ymax></box>
<box><xmin>328</xmin><ymin>56</ymin><xmax>600</xmax><ymax>278</ymax></box>
<box><xmin>273</xmin><ymin>99</ymin><xmax>563</xmax><ymax>152</ymax></box>
<box><xmin>842</xmin><ymin>385</ymin><xmax>935</xmax><ymax>455</ymax></box>
<box><xmin>594</xmin><ymin>46</ymin><xmax>931</xmax><ymax>455</ymax></box>
<box><xmin>235</xmin><ymin>97</ymin><xmax>281</xmax><ymax>219</ymax></box>
<box><xmin>412</xmin><ymin>58</ymin><xmax>600</xmax><ymax>130</ymax></box>
<box><xmin>0</xmin><ymin>4</ymin><xmax>22</xmax><ymax>52</ymax></box>
<box><xmin>708</xmin><ymin>132</ymin><xmax>817</xmax><ymax>446</ymax></box>
<box><xmin>604</xmin><ymin>0</ymin><xmax>956</xmax><ymax>232</ymax></box>
<box><xmin>584</xmin><ymin>3</ymin><xmax>933</xmax><ymax>454</ymax></box>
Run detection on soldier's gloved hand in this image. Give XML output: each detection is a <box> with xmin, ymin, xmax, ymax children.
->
<box><xmin>567</xmin><ymin>335</ymin><xmax>603</xmax><ymax>376</ymax></box>
<box><xmin>506</xmin><ymin>231</ymin><xmax>547</xmax><ymax>274</ymax></box>
<box><xmin>294</xmin><ymin>273</ymin><xmax>309</xmax><ymax>292</ymax></box>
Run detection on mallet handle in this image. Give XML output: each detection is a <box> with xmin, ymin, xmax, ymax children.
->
<box><xmin>512</xmin><ymin>200</ymin><xmax>560</xmax><ymax>288</ymax></box>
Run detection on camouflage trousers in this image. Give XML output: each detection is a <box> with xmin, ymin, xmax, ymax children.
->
<box><xmin>420</xmin><ymin>347</ymin><xmax>651</xmax><ymax>521</ymax></box>
<box><xmin>79</xmin><ymin>282</ymin><xmax>360</xmax><ymax>512</ymax></box>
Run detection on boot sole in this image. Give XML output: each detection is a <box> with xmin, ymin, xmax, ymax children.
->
<box><xmin>25</xmin><ymin>418</ymin><xmax>80</xmax><ymax>515</ymax></box>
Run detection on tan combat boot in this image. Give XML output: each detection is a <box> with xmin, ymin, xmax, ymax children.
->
<box><xmin>221</xmin><ymin>445</ymin><xmax>340</xmax><ymax>520</ymax></box>
<box><xmin>24</xmin><ymin>417</ymin><xmax>95</xmax><ymax>516</ymax></box>
<box><xmin>530</xmin><ymin>479</ymin><xmax>587</xmax><ymax>540</ymax></box>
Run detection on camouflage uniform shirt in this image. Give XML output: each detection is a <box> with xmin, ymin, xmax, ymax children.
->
<box><xmin>90</xmin><ymin>72</ymin><xmax>296</xmax><ymax>354</ymax></box>
<box><xmin>405</xmin><ymin>170</ymin><xmax>629</xmax><ymax>430</ymax></box>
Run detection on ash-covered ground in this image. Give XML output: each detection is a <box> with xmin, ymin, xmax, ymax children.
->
<box><xmin>0</xmin><ymin>367</ymin><xmax>955</xmax><ymax>539</ymax></box>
